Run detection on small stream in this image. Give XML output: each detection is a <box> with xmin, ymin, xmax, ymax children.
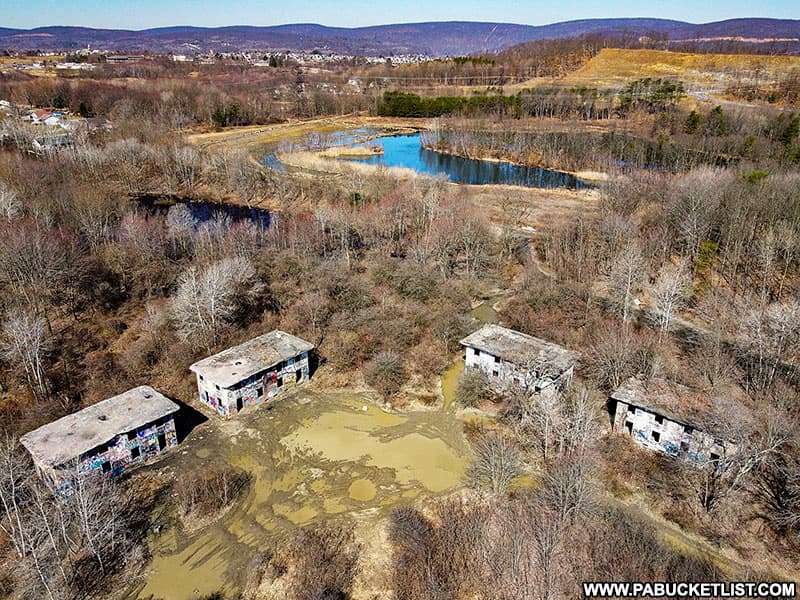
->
<box><xmin>441</xmin><ymin>294</ymin><xmax>503</xmax><ymax>409</ymax></box>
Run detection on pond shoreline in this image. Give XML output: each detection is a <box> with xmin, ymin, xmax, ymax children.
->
<box><xmin>419</xmin><ymin>141</ymin><xmax>605</xmax><ymax>185</ymax></box>
<box><xmin>342</xmin><ymin>132</ymin><xmax>590</xmax><ymax>189</ymax></box>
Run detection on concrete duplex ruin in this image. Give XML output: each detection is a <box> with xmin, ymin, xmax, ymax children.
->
<box><xmin>460</xmin><ymin>324</ymin><xmax>577</xmax><ymax>396</ymax></box>
<box><xmin>20</xmin><ymin>386</ymin><xmax>179</xmax><ymax>486</ymax></box>
<box><xmin>189</xmin><ymin>330</ymin><xmax>314</xmax><ymax>417</ymax></box>
<box><xmin>609</xmin><ymin>376</ymin><xmax>734</xmax><ymax>464</ymax></box>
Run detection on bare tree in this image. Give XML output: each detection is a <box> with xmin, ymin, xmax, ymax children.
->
<box><xmin>0</xmin><ymin>442</ymin><xmax>132</xmax><ymax>599</ymax></box>
<box><xmin>467</xmin><ymin>432</ymin><xmax>522</xmax><ymax>494</ymax></box>
<box><xmin>170</xmin><ymin>256</ymin><xmax>259</xmax><ymax>348</ymax></box>
<box><xmin>650</xmin><ymin>258</ymin><xmax>692</xmax><ymax>338</ymax></box>
<box><xmin>669</xmin><ymin>167</ymin><xmax>726</xmax><ymax>263</ymax></box>
<box><xmin>687</xmin><ymin>402</ymin><xmax>789</xmax><ymax>514</ymax></box>
<box><xmin>0</xmin><ymin>435</ymin><xmax>29</xmax><ymax>559</ymax></box>
<box><xmin>2</xmin><ymin>309</ymin><xmax>50</xmax><ymax>401</ymax></box>
<box><xmin>0</xmin><ymin>182</ymin><xmax>22</xmax><ymax>221</ymax></box>
<box><xmin>739</xmin><ymin>299</ymin><xmax>800</xmax><ymax>392</ymax></box>
<box><xmin>607</xmin><ymin>241</ymin><xmax>646</xmax><ymax>325</ymax></box>
<box><xmin>508</xmin><ymin>382</ymin><xmax>598</xmax><ymax>464</ymax></box>
<box><xmin>584</xmin><ymin>324</ymin><xmax>655</xmax><ymax>391</ymax></box>
<box><xmin>363</xmin><ymin>350</ymin><xmax>406</xmax><ymax>397</ymax></box>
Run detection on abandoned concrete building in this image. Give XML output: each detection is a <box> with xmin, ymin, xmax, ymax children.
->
<box><xmin>460</xmin><ymin>324</ymin><xmax>577</xmax><ymax>395</ymax></box>
<box><xmin>20</xmin><ymin>386</ymin><xmax>179</xmax><ymax>486</ymax></box>
<box><xmin>609</xmin><ymin>376</ymin><xmax>734</xmax><ymax>464</ymax></box>
<box><xmin>189</xmin><ymin>330</ymin><xmax>314</xmax><ymax>416</ymax></box>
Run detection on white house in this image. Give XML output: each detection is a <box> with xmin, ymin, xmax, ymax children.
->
<box><xmin>189</xmin><ymin>330</ymin><xmax>314</xmax><ymax>417</ymax></box>
<box><xmin>460</xmin><ymin>324</ymin><xmax>577</xmax><ymax>396</ymax></box>
<box><xmin>609</xmin><ymin>376</ymin><xmax>734</xmax><ymax>464</ymax></box>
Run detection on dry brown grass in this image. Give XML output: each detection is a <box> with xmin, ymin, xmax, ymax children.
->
<box><xmin>0</xmin><ymin>55</ymin><xmax>65</xmax><ymax>64</ymax></box>
<box><xmin>185</xmin><ymin>115</ymin><xmax>424</xmax><ymax>152</ymax></box>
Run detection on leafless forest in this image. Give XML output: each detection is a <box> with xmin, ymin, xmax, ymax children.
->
<box><xmin>0</xmin><ymin>37</ymin><xmax>799</xmax><ymax>600</ymax></box>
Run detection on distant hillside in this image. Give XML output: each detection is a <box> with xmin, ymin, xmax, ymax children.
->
<box><xmin>0</xmin><ymin>18</ymin><xmax>798</xmax><ymax>56</ymax></box>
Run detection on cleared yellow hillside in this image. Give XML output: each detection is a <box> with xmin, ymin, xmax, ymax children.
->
<box><xmin>561</xmin><ymin>48</ymin><xmax>800</xmax><ymax>88</ymax></box>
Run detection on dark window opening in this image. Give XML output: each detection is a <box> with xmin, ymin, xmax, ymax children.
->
<box><xmin>474</xmin><ymin>348</ymin><xmax>480</xmax><ymax>356</ymax></box>
<box><xmin>157</xmin><ymin>433</ymin><xmax>167</xmax><ymax>451</ymax></box>
<box><xmin>710</xmin><ymin>452</ymin><xmax>720</xmax><ymax>462</ymax></box>
<box><xmin>494</xmin><ymin>356</ymin><xmax>500</xmax><ymax>363</ymax></box>
<box><xmin>625</xmin><ymin>421</ymin><xmax>633</xmax><ymax>435</ymax></box>
<box><xmin>296</xmin><ymin>369</ymin><xmax>302</xmax><ymax>382</ymax></box>
<box><xmin>492</xmin><ymin>370</ymin><xmax>499</xmax><ymax>377</ymax></box>
<box><xmin>680</xmin><ymin>441</ymin><xmax>689</xmax><ymax>453</ymax></box>
<box><xmin>277</xmin><ymin>377</ymin><xmax>284</xmax><ymax>387</ymax></box>
<box><xmin>128</xmin><ymin>431</ymin><xmax>137</xmax><ymax>441</ymax></box>
<box><xmin>654</xmin><ymin>414</ymin><xmax>664</xmax><ymax>425</ymax></box>
<box><xmin>256</xmin><ymin>386</ymin><xmax>263</xmax><ymax>398</ymax></box>
<box><xmin>236</xmin><ymin>396</ymin><xmax>243</xmax><ymax>411</ymax></box>
<box><xmin>652</xmin><ymin>431</ymin><xmax>661</xmax><ymax>443</ymax></box>
<box><xmin>131</xmin><ymin>446</ymin><xmax>141</xmax><ymax>460</ymax></box>
<box><xmin>101</xmin><ymin>461</ymin><xmax>111</xmax><ymax>474</ymax></box>
<box><xmin>684</xmin><ymin>426</ymin><xmax>694</xmax><ymax>436</ymax></box>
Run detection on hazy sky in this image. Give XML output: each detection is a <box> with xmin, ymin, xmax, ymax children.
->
<box><xmin>0</xmin><ymin>0</ymin><xmax>797</xmax><ymax>29</ymax></box>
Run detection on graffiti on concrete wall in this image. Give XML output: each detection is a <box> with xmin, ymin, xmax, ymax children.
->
<box><xmin>76</xmin><ymin>416</ymin><xmax>177</xmax><ymax>477</ymax></box>
<box><xmin>196</xmin><ymin>352</ymin><xmax>311</xmax><ymax>416</ymax></box>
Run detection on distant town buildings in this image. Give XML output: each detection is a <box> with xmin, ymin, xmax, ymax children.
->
<box><xmin>106</xmin><ymin>54</ymin><xmax>145</xmax><ymax>64</ymax></box>
<box><xmin>190</xmin><ymin>330</ymin><xmax>314</xmax><ymax>417</ymax></box>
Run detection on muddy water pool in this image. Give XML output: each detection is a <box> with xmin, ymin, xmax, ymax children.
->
<box><xmin>134</xmin><ymin>391</ymin><xmax>468</xmax><ymax>599</ymax></box>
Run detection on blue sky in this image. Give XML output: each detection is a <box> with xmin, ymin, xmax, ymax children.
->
<box><xmin>0</xmin><ymin>0</ymin><xmax>797</xmax><ymax>29</ymax></box>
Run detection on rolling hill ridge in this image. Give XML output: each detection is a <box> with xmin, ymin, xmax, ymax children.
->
<box><xmin>0</xmin><ymin>18</ymin><xmax>798</xmax><ymax>56</ymax></box>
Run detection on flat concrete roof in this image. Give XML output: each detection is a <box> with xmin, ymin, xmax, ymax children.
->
<box><xmin>611</xmin><ymin>376</ymin><xmax>715</xmax><ymax>431</ymax></box>
<box><xmin>460</xmin><ymin>324</ymin><xmax>577</xmax><ymax>376</ymax></box>
<box><xmin>189</xmin><ymin>330</ymin><xmax>314</xmax><ymax>388</ymax></box>
<box><xmin>20</xmin><ymin>386</ymin><xmax>179</xmax><ymax>469</ymax></box>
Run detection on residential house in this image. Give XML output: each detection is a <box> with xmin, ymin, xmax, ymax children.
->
<box><xmin>189</xmin><ymin>330</ymin><xmax>314</xmax><ymax>417</ymax></box>
<box><xmin>20</xmin><ymin>386</ymin><xmax>179</xmax><ymax>488</ymax></box>
<box><xmin>609</xmin><ymin>376</ymin><xmax>734</xmax><ymax>464</ymax></box>
<box><xmin>460</xmin><ymin>324</ymin><xmax>577</xmax><ymax>396</ymax></box>
<box><xmin>27</xmin><ymin>110</ymin><xmax>65</xmax><ymax>126</ymax></box>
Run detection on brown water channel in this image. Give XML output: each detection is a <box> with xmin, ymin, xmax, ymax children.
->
<box><xmin>441</xmin><ymin>294</ymin><xmax>502</xmax><ymax>409</ymax></box>
<box><xmin>133</xmin><ymin>390</ymin><xmax>469</xmax><ymax>599</ymax></box>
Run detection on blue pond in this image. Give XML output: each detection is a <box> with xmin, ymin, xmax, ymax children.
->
<box><xmin>347</xmin><ymin>133</ymin><xmax>587</xmax><ymax>189</ymax></box>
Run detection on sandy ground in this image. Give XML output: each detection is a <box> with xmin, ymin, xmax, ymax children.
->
<box><xmin>505</xmin><ymin>48</ymin><xmax>800</xmax><ymax>92</ymax></box>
